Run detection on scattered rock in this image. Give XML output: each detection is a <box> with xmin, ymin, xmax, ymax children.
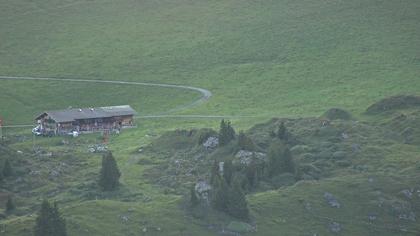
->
<box><xmin>368</xmin><ymin>213</ymin><xmax>377</xmax><ymax>221</ymax></box>
<box><xmin>195</xmin><ymin>180</ymin><xmax>211</xmax><ymax>203</ymax></box>
<box><xmin>304</xmin><ymin>202</ymin><xmax>312</xmax><ymax>211</ymax></box>
<box><xmin>120</xmin><ymin>215</ymin><xmax>129</xmax><ymax>222</ymax></box>
<box><xmin>400</xmin><ymin>189</ymin><xmax>413</xmax><ymax>199</ymax></box>
<box><xmin>341</xmin><ymin>132</ymin><xmax>349</xmax><ymax>140</ymax></box>
<box><xmin>88</xmin><ymin>144</ymin><xmax>108</xmax><ymax>153</ymax></box>
<box><xmin>324</xmin><ymin>192</ymin><xmax>341</xmax><ymax>208</ymax></box>
<box><xmin>328</xmin><ymin>222</ymin><xmax>341</xmax><ymax>233</ymax></box>
<box><xmin>41</xmin><ymin>152</ymin><xmax>53</xmax><ymax>157</ymax></box>
<box><xmin>234</xmin><ymin>150</ymin><xmax>266</xmax><ymax>165</ymax></box>
<box><xmin>351</xmin><ymin>144</ymin><xmax>361</xmax><ymax>153</ymax></box>
<box><xmin>399</xmin><ymin>212</ymin><xmax>416</xmax><ymax>222</ymax></box>
<box><xmin>203</xmin><ymin>136</ymin><xmax>219</xmax><ymax>150</ymax></box>
<box><xmin>49</xmin><ymin>170</ymin><xmax>60</xmax><ymax>178</ymax></box>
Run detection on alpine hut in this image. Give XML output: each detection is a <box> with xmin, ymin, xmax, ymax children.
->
<box><xmin>34</xmin><ymin>105</ymin><xmax>137</xmax><ymax>135</ymax></box>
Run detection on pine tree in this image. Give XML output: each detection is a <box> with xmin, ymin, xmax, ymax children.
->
<box><xmin>34</xmin><ymin>200</ymin><xmax>67</xmax><ymax>236</ymax></box>
<box><xmin>5</xmin><ymin>196</ymin><xmax>15</xmax><ymax>213</ymax></box>
<box><xmin>246</xmin><ymin>159</ymin><xmax>258</xmax><ymax>188</ymax></box>
<box><xmin>267</xmin><ymin>140</ymin><xmax>295</xmax><ymax>177</ymax></box>
<box><xmin>277</xmin><ymin>122</ymin><xmax>287</xmax><ymax>140</ymax></box>
<box><xmin>219</xmin><ymin>120</ymin><xmax>236</xmax><ymax>146</ymax></box>
<box><xmin>210</xmin><ymin>160</ymin><xmax>220</xmax><ymax>186</ymax></box>
<box><xmin>211</xmin><ymin>174</ymin><xmax>229</xmax><ymax>211</ymax></box>
<box><xmin>223</xmin><ymin>160</ymin><xmax>234</xmax><ymax>185</ymax></box>
<box><xmin>99</xmin><ymin>151</ymin><xmax>121</xmax><ymax>191</ymax></box>
<box><xmin>226</xmin><ymin>121</ymin><xmax>236</xmax><ymax>142</ymax></box>
<box><xmin>238</xmin><ymin>131</ymin><xmax>255</xmax><ymax>151</ymax></box>
<box><xmin>219</xmin><ymin>119</ymin><xmax>228</xmax><ymax>146</ymax></box>
<box><xmin>281</xmin><ymin>147</ymin><xmax>295</xmax><ymax>174</ymax></box>
<box><xmin>190</xmin><ymin>184</ymin><xmax>199</xmax><ymax>207</ymax></box>
<box><xmin>3</xmin><ymin>159</ymin><xmax>12</xmax><ymax>177</ymax></box>
<box><xmin>227</xmin><ymin>177</ymin><xmax>249</xmax><ymax>220</ymax></box>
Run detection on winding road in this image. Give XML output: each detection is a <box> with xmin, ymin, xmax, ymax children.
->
<box><xmin>0</xmin><ymin>75</ymin><xmax>246</xmax><ymax>128</ymax></box>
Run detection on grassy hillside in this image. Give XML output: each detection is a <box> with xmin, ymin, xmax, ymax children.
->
<box><xmin>1</xmin><ymin>0</ymin><xmax>420</xmax><ymax>120</ymax></box>
<box><xmin>1</xmin><ymin>0</ymin><xmax>420</xmax><ymax>235</ymax></box>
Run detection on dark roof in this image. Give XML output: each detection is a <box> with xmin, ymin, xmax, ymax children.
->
<box><xmin>35</xmin><ymin>105</ymin><xmax>137</xmax><ymax>123</ymax></box>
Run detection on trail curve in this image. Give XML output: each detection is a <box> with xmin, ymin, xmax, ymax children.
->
<box><xmin>0</xmin><ymin>75</ymin><xmax>212</xmax><ymax>115</ymax></box>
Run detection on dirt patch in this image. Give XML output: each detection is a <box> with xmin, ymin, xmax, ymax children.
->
<box><xmin>366</xmin><ymin>95</ymin><xmax>420</xmax><ymax>114</ymax></box>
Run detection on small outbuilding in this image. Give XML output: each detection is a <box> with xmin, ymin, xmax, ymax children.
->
<box><xmin>35</xmin><ymin>105</ymin><xmax>137</xmax><ymax>136</ymax></box>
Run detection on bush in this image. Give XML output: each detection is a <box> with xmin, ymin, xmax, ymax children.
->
<box><xmin>322</xmin><ymin>108</ymin><xmax>352</xmax><ymax>120</ymax></box>
<box><xmin>237</xmin><ymin>131</ymin><xmax>255</xmax><ymax>151</ymax></box>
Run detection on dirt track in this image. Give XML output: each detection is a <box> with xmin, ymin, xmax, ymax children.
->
<box><xmin>0</xmin><ymin>75</ymin><xmax>249</xmax><ymax>127</ymax></box>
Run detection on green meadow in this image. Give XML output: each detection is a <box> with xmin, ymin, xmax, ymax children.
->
<box><xmin>0</xmin><ymin>0</ymin><xmax>420</xmax><ymax>235</ymax></box>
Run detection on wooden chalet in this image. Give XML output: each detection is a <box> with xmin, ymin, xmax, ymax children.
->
<box><xmin>35</xmin><ymin>105</ymin><xmax>137</xmax><ymax>135</ymax></box>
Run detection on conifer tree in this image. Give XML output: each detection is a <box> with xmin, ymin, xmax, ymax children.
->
<box><xmin>277</xmin><ymin>122</ymin><xmax>287</xmax><ymax>140</ymax></box>
<box><xmin>34</xmin><ymin>200</ymin><xmax>67</xmax><ymax>236</ymax></box>
<box><xmin>218</xmin><ymin>120</ymin><xmax>227</xmax><ymax>146</ymax></box>
<box><xmin>267</xmin><ymin>140</ymin><xmax>295</xmax><ymax>177</ymax></box>
<box><xmin>219</xmin><ymin>120</ymin><xmax>236</xmax><ymax>146</ymax></box>
<box><xmin>99</xmin><ymin>151</ymin><xmax>121</xmax><ymax>191</ymax></box>
<box><xmin>281</xmin><ymin>147</ymin><xmax>295</xmax><ymax>174</ymax></box>
<box><xmin>3</xmin><ymin>159</ymin><xmax>12</xmax><ymax>177</ymax></box>
<box><xmin>246</xmin><ymin>159</ymin><xmax>258</xmax><ymax>188</ymax></box>
<box><xmin>223</xmin><ymin>160</ymin><xmax>234</xmax><ymax>185</ymax></box>
<box><xmin>190</xmin><ymin>184</ymin><xmax>199</xmax><ymax>207</ymax></box>
<box><xmin>227</xmin><ymin>177</ymin><xmax>249</xmax><ymax>220</ymax></box>
<box><xmin>210</xmin><ymin>160</ymin><xmax>220</xmax><ymax>186</ymax></box>
<box><xmin>5</xmin><ymin>196</ymin><xmax>15</xmax><ymax>213</ymax></box>
<box><xmin>226</xmin><ymin>121</ymin><xmax>236</xmax><ymax>142</ymax></box>
<box><xmin>211</xmin><ymin>174</ymin><xmax>228</xmax><ymax>211</ymax></box>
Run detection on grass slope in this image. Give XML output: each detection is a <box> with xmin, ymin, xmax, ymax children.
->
<box><xmin>1</xmin><ymin>0</ymin><xmax>420</xmax><ymax>119</ymax></box>
<box><xmin>1</xmin><ymin>0</ymin><xmax>420</xmax><ymax>235</ymax></box>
